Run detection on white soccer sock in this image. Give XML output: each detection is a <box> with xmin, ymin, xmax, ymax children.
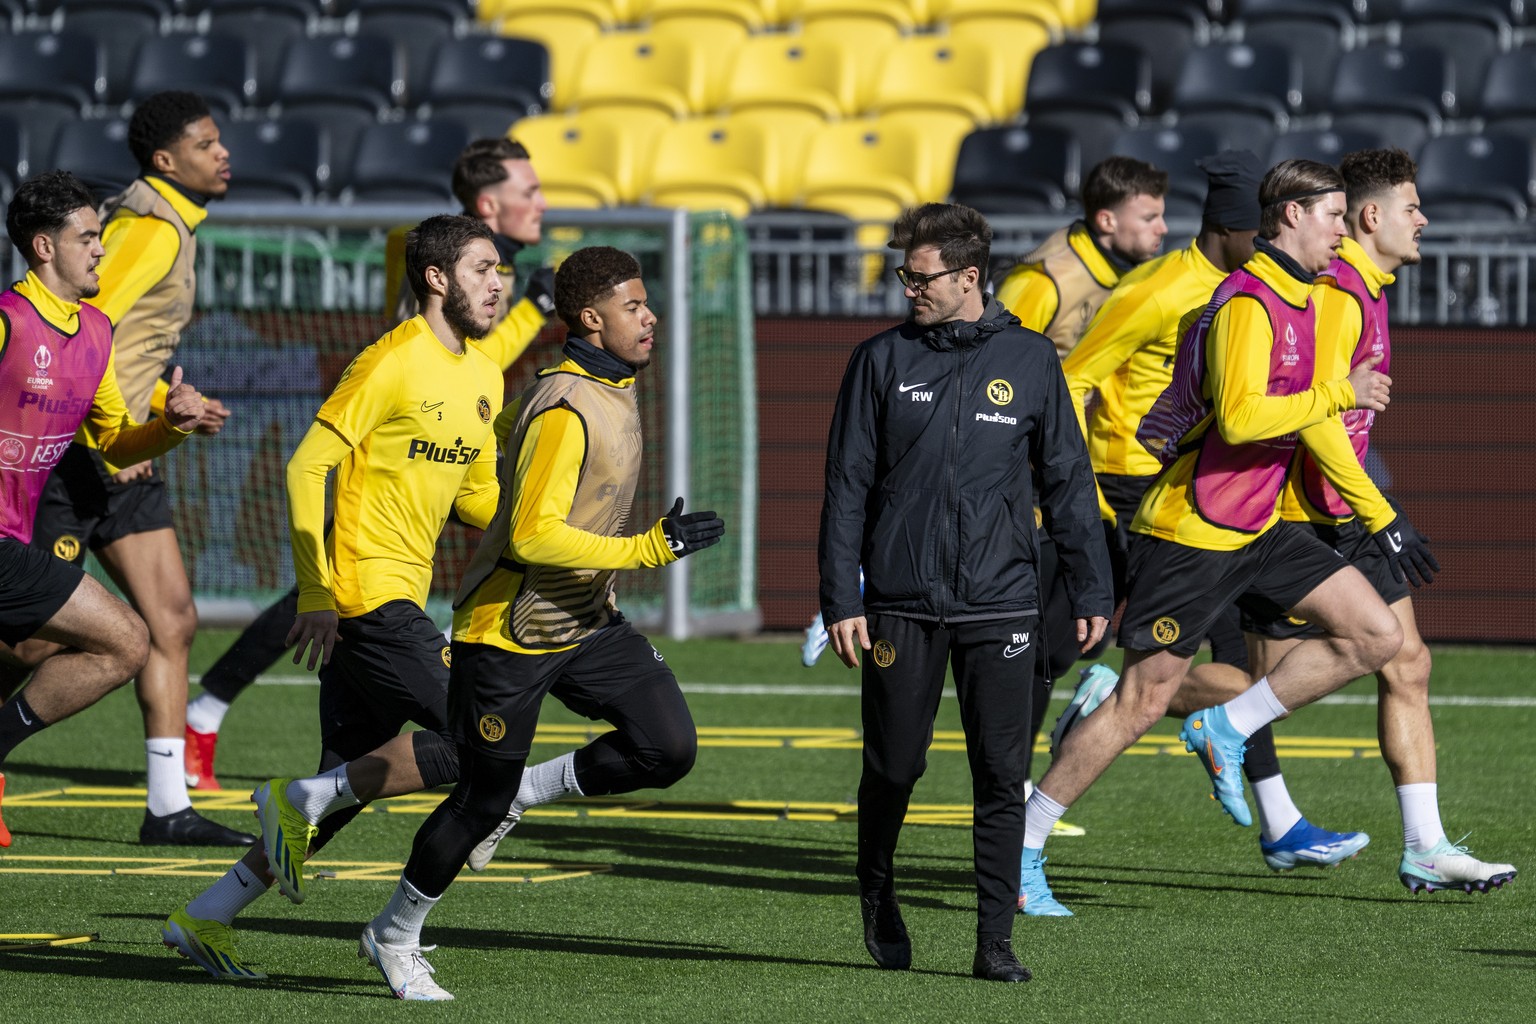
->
<box><xmin>1023</xmin><ymin>788</ymin><xmax>1068</xmax><ymax>851</ymax></box>
<box><xmin>1398</xmin><ymin>783</ymin><xmax>1446</xmax><ymax>851</ymax></box>
<box><xmin>372</xmin><ymin>877</ymin><xmax>439</xmax><ymax>947</ymax></box>
<box><xmin>146</xmin><ymin>738</ymin><xmax>192</xmax><ymax>816</ymax></box>
<box><xmin>186</xmin><ymin>861</ymin><xmax>269</xmax><ymax>925</ymax></box>
<box><xmin>511</xmin><ymin>752</ymin><xmax>582</xmax><ymax>816</ymax></box>
<box><xmin>285</xmin><ymin>765</ymin><xmax>359</xmax><ymax>825</ymax></box>
<box><xmin>1222</xmin><ymin>676</ymin><xmax>1289</xmax><ymax>738</ymax></box>
<box><xmin>1252</xmin><ymin>774</ymin><xmax>1303</xmax><ymax>843</ymax></box>
<box><xmin>185</xmin><ymin>692</ymin><xmax>230</xmax><ymax>734</ymax></box>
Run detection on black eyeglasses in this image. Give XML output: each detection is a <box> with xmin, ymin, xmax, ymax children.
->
<box><xmin>895</xmin><ymin>265</ymin><xmax>964</xmax><ymax>291</ymax></box>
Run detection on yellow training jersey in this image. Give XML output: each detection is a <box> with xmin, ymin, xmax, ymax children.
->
<box><xmin>1064</xmin><ymin>239</ymin><xmax>1227</xmax><ymax>479</ymax></box>
<box><xmin>1278</xmin><ymin>237</ymin><xmax>1395</xmax><ymax>532</ymax></box>
<box><xmin>1131</xmin><ymin>249</ymin><xmax>1358</xmax><ymax>551</ymax></box>
<box><xmin>453</xmin><ymin>357</ymin><xmax>677</xmax><ymax>655</ymax></box>
<box><xmin>287</xmin><ymin>316</ymin><xmax>503</xmax><ymax>618</ymax></box>
<box><xmin>995</xmin><ymin>221</ymin><xmax>1125</xmax><ymax>358</ymax></box>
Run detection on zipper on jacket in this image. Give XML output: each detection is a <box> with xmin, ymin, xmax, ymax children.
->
<box><xmin>940</xmin><ymin>345</ymin><xmax>967</xmax><ymax>623</ymax></box>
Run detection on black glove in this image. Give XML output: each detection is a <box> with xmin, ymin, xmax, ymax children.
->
<box><xmin>523</xmin><ymin>266</ymin><xmax>556</xmax><ymax>319</ymax></box>
<box><xmin>661</xmin><ymin>496</ymin><xmax>724</xmax><ymax>558</ymax></box>
<box><xmin>1372</xmin><ymin>504</ymin><xmax>1439</xmax><ymax>588</ymax></box>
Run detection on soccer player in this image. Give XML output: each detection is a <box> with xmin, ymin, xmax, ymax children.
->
<box><xmin>357</xmin><ymin>246</ymin><xmax>722</xmax><ymax>1001</ymax></box>
<box><xmin>183</xmin><ymin>137</ymin><xmax>556</xmax><ymax>789</ymax></box>
<box><xmin>160</xmin><ymin>214</ymin><xmax>505</xmax><ymax>979</ymax></box>
<box><xmin>994</xmin><ymin>155</ymin><xmax>1169</xmax><ymax>357</ymax></box>
<box><xmin>1017</xmin><ymin>160</ymin><xmax>1405</xmax><ymax>912</ymax></box>
<box><xmin>821</xmin><ymin>204</ymin><xmax>1111</xmax><ymax>980</ymax></box>
<box><xmin>1048</xmin><ymin>151</ymin><xmax>1369</xmax><ymax>876</ymax></box>
<box><xmin>0</xmin><ymin>92</ymin><xmax>249</xmax><ymax>846</ymax></box>
<box><xmin>0</xmin><ymin>171</ymin><xmax>207</xmax><ymax>847</ymax></box>
<box><xmin>1248</xmin><ymin>148</ymin><xmax>1515</xmax><ymax>893</ymax></box>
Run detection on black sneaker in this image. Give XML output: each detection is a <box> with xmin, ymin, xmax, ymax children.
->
<box><xmin>972</xmin><ymin>937</ymin><xmax>1031</xmax><ymax>983</ymax></box>
<box><xmin>140</xmin><ymin>807</ymin><xmax>256</xmax><ymax>847</ymax></box>
<box><xmin>859</xmin><ymin>891</ymin><xmax>911</xmax><ymax>970</ymax></box>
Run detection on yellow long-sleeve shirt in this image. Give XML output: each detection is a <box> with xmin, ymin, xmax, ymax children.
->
<box><xmin>1132</xmin><ymin>249</ymin><xmax>1359</xmax><ymax>550</ymax></box>
<box><xmin>1064</xmin><ymin>239</ymin><xmax>1227</xmax><ymax>478</ymax></box>
<box><xmin>995</xmin><ymin>221</ymin><xmax>1125</xmax><ymax>357</ymax></box>
<box><xmin>287</xmin><ymin>316</ymin><xmax>502</xmax><ymax>617</ymax></box>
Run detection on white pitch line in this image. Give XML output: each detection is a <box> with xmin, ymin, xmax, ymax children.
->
<box><xmin>223</xmin><ymin>676</ymin><xmax>1536</xmax><ymax>707</ymax></box>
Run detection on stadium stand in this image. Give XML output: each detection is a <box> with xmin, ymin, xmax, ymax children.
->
<box><xmin>722</xmin><ymin>35</ymin><xmax>862</xmax><ymax>119</ymax></box>
<box><xmin>488</xmin><ymin>5</ymin><xmax>610</xmax><ymax>109</ymax></box>
<box><xmin>1326</xmin><ymin>45</ymin><xmax>1453</xmax><ymax>156</ymax></box>
<box><xmin>641</xmin><ymin>115</ymin><xmax>772</xmax><ymax>217</ymax></box>
<box><xmin>217</xmin><ymin>116</ymin><xmax>323</xmax><ymax>201</ymax></box>
<box><xmin>0</xmin><ymin>30</ymin><xmax>100</xmax><ymax>110</ymax></box>
<box><xmin>510</xmin><ymin>107</ymin><xmax>670</xmax><ymax>206</ymax></box>
<box><xmin>56</xmin><ymin>0</ymin><xmax>164</xmax><ymax>106</ymax></box>
<box><xmin>942</xmin><ymin>14</ymin><xmax>1052</xmax><ymax>113</ymax></box>
<box><xmin>340</xmin><ymin>118</ymin><xmax>470</xmax><ymax>202</ymax></box>
<box><xmin>1480</xmin><ymin>48</ymin><xmax>1536</xmax><ymax>138</ymax></box>
<box><xmin>350</xmin><ymin>0</ymin><xmax>464</xmax><ymax>106</ymax></box>
<box><xmin>935</xmin><ymin>0</ymin><xmax>1065</xmax><ymax>35</ymax></box>
<box><xmin>45</xmin><ymin>116</ymin><xmax>136</xmax><ymax>198</ymax></box>
<box><xmin>647</xmin><ymin>0</ymin><xmax>768</xmax><ymax>32</ymax></box>
<box><xmin>564</xmin><ymin>30</ymin><xmax>722</xmax><ymax>118</ymax></box>
<box><xmin>1415</xmin><ymin>133</ymin><xmax>1532</xmax><ymax>222</ymax></box>
<box><xmin>867</xmin><ymin>35</ymin><xmax>1018</xmax><ymax>122</ymax></box>
<box><xmin>0</xmin><ymin>114</ymin><xmax>21</xmax><ymax>200</ymax></box>
<box><xmin>1095</xmin><ymin>1</ymin><xmax>1212</xmax><ymax>112</ymax></box>
<box><xmin>1021</xmin><ymin>42</ymin><xmax>1149</xmax><ymax>173</ymax></box>
<box><xmin>1112</xmin><ymin>123</ymin><xmax>1223</xmax><ymax>219</ymax></box>
<box><xmin>1232</xmin><ymin>2</ymin><xmax>1353</xmax><ymax>116</ymax></box>
<box><xmin>648</xmin><ymin>11</ymin><xmax>752</xmax><ymax>112</ymax></box>
<box><xmin>421</xmin><ymin>34</ymin><xmax>551</xmax><ymax>138</ymax></box>
<box><xmin>203</xmin><ymin>0</ymin><xmax>311</xmax><ymax>107</ymax></box>
<box><xmin>797</xmin><ymin>4</ymin><xmax>905</xmax><ymax>108</ymax></box>
<box><xmin>1266</xmin><ymin>127</ymin><xmax>1393</xmax><ymax>167</ymax></box>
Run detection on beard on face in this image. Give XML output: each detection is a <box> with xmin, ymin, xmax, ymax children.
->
<box><xmin>443</xmin><ymin>278</ymin><xmax>493</xmax><ymax>340</ymax></box>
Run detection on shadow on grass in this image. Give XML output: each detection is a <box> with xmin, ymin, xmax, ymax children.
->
<box><xmin>0</xmin><ymin>760</ymin><xmax>147</xmax><ymax>789</ymax></box>
<box><xmin>1051</xmin><ymin>861</ymin><xmax>1459</xmax><ymax>906</ymax></box>
<box><xmin>1460</xmin><ymin>948</ymin><xmax>1536</xmax><ymax>969</ymax></box>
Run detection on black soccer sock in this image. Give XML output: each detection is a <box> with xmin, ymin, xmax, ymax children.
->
<box><xmin>1242</xmin><ymin>723</ymin><xmax>1282</xmax><ymax>783</ymax></box>
<box><xmin>0</xmin><ymin>695</ymin><xmax>49</xmax><ymax>763</ymax></box>
<box><xmin>0</xmin><ymin>660</ymin><xmax>31</xmax><ymax>703</ymax></box>
<box><xmin>199</xmin><ymin>587</ymin><xmax>300</xmax><ymax>702</ymax></box>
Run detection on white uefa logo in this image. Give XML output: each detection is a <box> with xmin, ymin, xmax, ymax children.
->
<box><xmin>33</xmin><ymin>344</ymin><xmax>51</xmax><ymax>371</ymax></box>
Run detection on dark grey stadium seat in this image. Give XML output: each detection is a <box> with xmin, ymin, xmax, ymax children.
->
<box><xmin>352</xmin><ymin>0</ymin><xmax>463</xmax><ymax>106</ymax></box>
<box><xmin>58</xmin><ymin>1</ymin><xmax>164</xmax><ymax>105</ymax></box>
<box><xmin>217</xmin><ymin>116</ymin><xmax>321</xmax><ymax>201</ymax></box>
<box><xmin>1415</xmin><ymin>132</ymin><xmax>1531</xmax><ymax>221</ymax></box>
<box><xmin>1174</xmin><ymin>110</ymin><xmax>1278</xmax><ymax>158</ymax></box>
<box><xmin>0</xmin><ymin>114</ymin><xmax>22</xmax><ymax>201</ymax></box>
<box><xmin>127</xmin><ymin>32</ymin><xmax>254</xmax><ymax>115</ymax></box>
<box><xmin>46</xmin><ymin>117</ymin><xmax>137</xmax><ymax>202</ymax></box>
<box><xmin>1479</xmin><ymin>48</ymin><xmax>1536</xmax><ymax>137</ymax></box>
<box><xmin>0</xmin><ymin>31</ymin><xmax>101</xmax><ymax>110</ymax></box>
<box><xmin>275</xmin><ymin>33</ymin><xmax>398</xmax><ymax>180</ymax></box>
<box><xmin>205</xmin><ymin>0</ymin><xmax>313</xmax><ymax>107</ymax></box>
<box><xmin>1398</xmin><ymin>1</ymin><xmax>1510</xmax><ymax>117</ymax></box>
<box><xmin>423</xmin><ymin>35</ymin><xmax>551</xmax><ymax>121</ymax></box>
<box><xmin>1266</xmin><ymin>127</ymin><xmax>1393</xmax><ymax>166</ymax></box>
<box><xmin>1023</xmin><ymin>43</ymin><xmax>1149</xmax><ymax>175</ymax></box>
<box><xmin>1327</xmin><ymin>45</ymin><xmax>1453</xmax><ymax>146</ymax></box>
<box><xmin>0</xmin><ymin>101</ymin><xmax>79</xmax><ymax>180</ymax></box>
<box><xmin>341</xmin><ymin>119</ymin><xmax>470</xmax><ymax>202</ymax></box>
<box><xmin>1172</xmin><ymin>42</ymin><xmax>1297</xmax><ymax>121</ymax></box>
<box><xmin>1096</xmin><ymin>4</ymin><xmax>1212</xmax><ymax>113</ymax></box>
<box><xmin>1112</xmin><ymin>123</ymin><xmax>1224</xmax><ymax>220</ymax></box>
<box><xmin>1236</xmin><ymin>6</ymin><xmax>1353</xmax><ymax>115</ymax></box>
<box><xmin>950</xmin><ymin>125</ymin><xmax>1079</xmax><ymax>216</ymax></box>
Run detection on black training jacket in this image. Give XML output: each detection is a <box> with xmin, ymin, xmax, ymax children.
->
<box><xmin>819</xmin><ymin>298</ymin><xmax>1113</xmax><ymax>626</ymax></box>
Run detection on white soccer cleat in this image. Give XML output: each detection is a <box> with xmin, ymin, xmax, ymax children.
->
<box><xmin>467</xmin><ymin>809</ymin><xmax>522</xmax><ymax>872</ymax></box>
<box><xmin>359</xmin><ymin>923</ymin><xmax>454</xmax><ymax>1001</ymax></box>
<box><xmin>1399</xmin><ymin>837</ymin><xmax>1517</xmax><ymax>894</ymax></box>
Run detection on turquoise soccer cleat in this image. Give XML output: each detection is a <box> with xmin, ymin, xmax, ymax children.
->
<box><xmin>1179</xmin><ymin>706</ymin><xmax>1252</xmax><ymax>827</ymax></box>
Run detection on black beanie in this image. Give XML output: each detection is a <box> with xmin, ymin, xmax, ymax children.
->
<box><xmin>1198</xmin><ymin>150</ymin><xmax>1263</xmax><ymax>231</ymax></box>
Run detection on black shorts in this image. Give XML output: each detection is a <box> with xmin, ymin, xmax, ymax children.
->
<box><xmin>1098</xmin><ymin>473</ymin><xmax>1157</xmax><ymax>601</ymax></box>
<box><xmin>1119</xmin><ymin>521</ymin><xmax>1348</xmax><ymax>657</ymax></box>
<box><xmin>31</xmin><ymin>444</ymin><xmax>175</xmax><ymax>565</ymax></box>
<box><xmin>1242</xmin><ymin>518</ymin><xmax>1410</xmax><ymax>639</ymax></box>
<box><xmin>450</xmin><ymin>620</ymin><xmax>680</xmax><ymax>761</ymax></box>
<box><xmin>0</xmin><ymin>537</ymin><xmax>84</xmax><ymax>646</ymax></box>
<box><xmin>317</xmin><ymin>600</ymin><xmax>452</xmax><ymax>759</ymax></box>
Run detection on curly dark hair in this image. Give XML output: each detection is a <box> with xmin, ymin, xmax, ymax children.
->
<box><xmin>887</xmin><ymin>203</ymin><xmax>992</xmax><ymax>277</ymax></box>
<box><xmin>403</xmin><ymin>214</ymin><xmax>496</xmax><ymax>304</ymax></box>
<box><xmin>1340</xmin><ymin>148</ymin><xmax>1418</xmax><ymax>216</ymax></box>
<box><xmin>451</xmin><ymin>137</ymin><xmax>533</xmax><ymax>213</ymax></box>
<box><xmin>7</xmin><ymin>170</ymin><xmax>97</xmax><ymax>264</ymax></box>
<box><xmin>554</xmin><ymin>246</ymin><xmax>642</xmax><ymax>335</ymax></box>
<box><xmin>127</xmin><ymin>91</ymin><xmax>213</xmax><ymax>171</ymax></box>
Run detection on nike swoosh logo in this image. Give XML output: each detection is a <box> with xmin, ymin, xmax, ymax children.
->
<box><xmin>1206</xmin><ymin>738</ymin><xmax>1222</xmax><ymax>775</ymax></box>
<box><xmin>17</xmin><ymin>707</ymin><xmax>33</xmax><ymax>726</ymax></box>
<box><xmin>1002</xmin><ymin>644</ymin><xmax>1030</xmax><ymax>659</ymax></box>
<box><xmin>668</xmin><ymin>537</ymin><xmax>685</xmax><ymax>553</ymax></box>
<box><xmin>897</xmin><ymin>382</ymin><xmax>930</xmax><ymax>393</ymax></box>
<box><xmin>421</xmin><ymin>400</ymin><xmax>444</xmax><ymax>413</ymax></box>
<box><xmin>406</xmin><ymin>894</ymin><xmax>420</xmax><ymax>905</ymax></box>
<box><xmin>149</xmin><ymin>749</ymin><xmax>175</xmax><ymax>758</ymax></box>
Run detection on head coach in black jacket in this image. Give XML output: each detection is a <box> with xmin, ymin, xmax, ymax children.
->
<box><xmin>818</xmin><ymin>202</ymin><xmax>1112</xmax><ymax>984</ymax></box>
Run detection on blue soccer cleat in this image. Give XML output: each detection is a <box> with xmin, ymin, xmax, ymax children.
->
<box><xmin>1049</xmin><ymin>664</ymin><xmax>1120</xmax><ymax>754</ymax></box>
<box><xmin>1017</xmin><ymin>847</ymin><xmax>1073</xmax><ymax>917</ymax></box>
<box><xmin>1261</xmin><ymin>817</ymin><xmax>1370</xmax><ymax>871</ymax></box>
<box><xmin>1180</xmin><ymin>706</ymin><xmax>1252</xmax><ymax>827</ymax></box>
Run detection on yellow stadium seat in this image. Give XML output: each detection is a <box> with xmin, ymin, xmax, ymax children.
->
<box><xmin>796</xmin><ymin>112</ymin><xmax>967</xmax><ymax>226</ymax></box>
<box><xmin>929</xmin><ymin>0</ymin><xmax>1063</xmax><ymax>33</ymax></box>
<box><xmin>722</xmin><ymin>108</ymin><xmax>824</xmax><ymax>205</ymax></box>
<box><xmin>872</xmin><ymin>109</ymin><xmax>974</xmax><ymax>199</ymax></box>
<box><xmin>799</xmin><ymin>15</ymin><xmax>904</xmax><ymax>111</ymax></box>
<box><xmin>568</xmin><ymin>30</ymin><xmax>738</xmax><ymax>117</ymax></box>
<box><xmin>510</xmin><ymin>108</ymin><xmax>672</xmax><ymax>206</ymax></box>
<box><xmin>723</xmin><ymin>35</ymin><xmax>862</xmax><ymax>119</ymax></box>
<box><xmin>640</xmin><ymin>116</ymin><xmax>772</xmax><ymax>217</ymax></box>
<box><xmin>646</xmin><ymin>0</ymin><xmax>768</xmax><ymax>31</ymax></box>
<box><xmin>495</xmin><ymin>7</ymin><xmax>612</xmax><ymax>110</ymax></box>
<box><xmin>487</xmin><ymin>0</ymin><xmax>618</xmax><ymax>25</ymax></box>
<box><xmin>943</xmin><ymin>15</ymin><xmax>1052</xmax><ymax>117</ymax></box>
<box><xmin>797</xmin><ymin>0</ymin><xmax>919</xmax><ymax>33</ymax></box>
<box><xmin>867</xmin><ymin>36</ymin><xmax>1016</xmax><ymax>123</ymax></box>
<box><xmin>647</xmin><ymin>15</ymin><xmax>752</xmax><ymax>112</ymax></box>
